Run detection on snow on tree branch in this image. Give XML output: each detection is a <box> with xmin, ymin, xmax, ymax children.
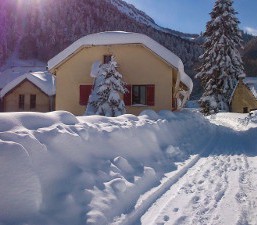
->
<box><xmin>195</xmin><ymin>0</ymin><xmax>245</xmax><ymax>115</ymax></box>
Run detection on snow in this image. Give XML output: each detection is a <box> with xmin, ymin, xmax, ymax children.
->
<box><xmin>229</xmin><ymin>77</ymin><xmax>257</xmax><ymax>103</ymax></box>
<box><xmin>0</xmin><ymin>109</ymin><xmax>257</xmax><ymax>225</ymax></box>
<box><xmin>0</xmin><ymin>58</ymin><xmax>46</xmax><ymax>89</ymax></box>
<box><xmin>0</xmin><ymin>141</ymin><xmax>42</xmax><ymax>222</ymax></box>
<box><xmin>90</xmin><ymin>61</ymin><xmax>101</xmax><ymax>78</ymax></box>
<box><xmin>48</xmin><ymin>31</ymin><xmax>193</xmax><ymax>93</ymax></box>
<box><xmin>185</xmin><ymin>100</ymin><xmax>200</xmax><ymax>109</ymax></box>
<box><xmin>106</xmin><ymin>0</ymin><xmax>196</xmax><ymax>41</ymax></box>
<box><xmin>0</xmin><ymin>71</ymin><xmax>56</xmax><ymax>98</ymax></box>
<box><xmin>243</xmin><ymin>77</ymin><xmax>257</xmax><ymax>99</ymax></box>
<box><xmin>107</xmin><ymin>0</ymin><xmax>156</xmax><ymax>28</ymax></box>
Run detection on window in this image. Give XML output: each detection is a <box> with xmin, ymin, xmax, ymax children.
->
<box><xmin>19</xmin><ymin>95</ymin><xmax>25</xmax><ymax>110</ymax></box>
<box><xmin>103</xmin><ymin>55</ymin><xmax>112</xmax><ymax>64</ymax></box>
<box><xmin>30</xmin><ymin>95</ymin><xmax>36</xmax><ymax>109</ymax></box>
<box><xmin>132</xmin><ymin>85</ymin><xmax>147</xmax><ymax>105</ymax></box>
<box><xmin>129</xmin><ymin>85</ymin><xmax>155</xmax><ymax>106</ymax></box>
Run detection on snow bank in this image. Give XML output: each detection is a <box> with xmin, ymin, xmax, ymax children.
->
<box><xmin>0</xmin><ymin>141</ymin><xmax>41</xmax><ymax>223</ymax></box>
<box><xmin>0</xmin><ymin>111</ymin><xmax>77</xmax><ymax>132</ymax></box>
<box><xmin>0</xmin><ymin>110</ymin><xmax>256</xmax><ymax>224</ymax></box>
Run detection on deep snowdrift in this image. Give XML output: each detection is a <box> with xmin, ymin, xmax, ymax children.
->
<box><xmin>0</xmin><ymin>110</ymin><xmax>257</xmax><ymax>225</ymax></box>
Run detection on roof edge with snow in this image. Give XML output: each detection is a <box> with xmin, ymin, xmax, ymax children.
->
<box><xmin>0</xmin><ymin>71</ymin><xmax>56</xmax><ymax>98</ymax></box>
<box><xmin>47</xmin><ymin>31</ymin><xmax>193</xmax><ymax>92</ymax></box>
<box><xmin>230</xmin><ymin>77</ymin><xmax>257</xmax><ymax>104</ymax></box>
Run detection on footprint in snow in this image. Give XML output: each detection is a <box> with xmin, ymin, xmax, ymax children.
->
<box><xmin>196</xmin><ymin>207</ymin><xmax>209</xmax><ymax>216</ymax></box>
<box><xmin>173</xmin><ymin>208</ymin><xmax>179</xmax><ymax>212</ymax></box>
<box><xmin>239</xmin><ymin>173</ymin><xmax>248</xmax><ymax>184</ymax></box>
<box><xmin>235</xmin><ymin>192</ymin><xmax>247</xmax><ymax>203</ymax></box>
<box><xmin>174</xmin><ymin>216</ymin><xmax>187</xmax><ymax>225</ymax></box>
<box><xmin>198</xmin><ymin>180</ymin><xmax>204</xmax><ymax>185</ymax></box>
<box><xmin>192</xmin><ymin>196</ymin><xmax>200</xmax><ymax>204</ymax></box>
<box><xmin>203</xmin><ymin>170</ymin><xmax>210</xmax><ymax>178</ymax></box>
<box><xmin>181</xmin><ymin>183</ymin><xmax>195</xmax><ymax>194</ymax></box>
<box><xmin>163</xmin><ymin>215</ymin><xmax>169</xmax><ymax>221</ymax></box>
<box><xmin>215</xmin><ymin>190</ymin><xmax>225</xmax><ymax>202</ymax></box>
<box><xmin>231</xmin><ymin>165</ymin><xmax>238</xmax><ymax>171</ymax></box>
<box><xmin>212</xmin><ymin>162</ymin><xmax>217</xmax><ymax>166</ymax></box>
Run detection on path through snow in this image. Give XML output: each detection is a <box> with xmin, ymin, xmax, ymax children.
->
<box><xmin>111</xmin><ymin>112</ymin><xmax>257</xmax><ymax>225</ymax></box>
<box><xmin>140</xmin><ymin>153</ymin><xmax>257</xmax><ymax>225</ymax></box>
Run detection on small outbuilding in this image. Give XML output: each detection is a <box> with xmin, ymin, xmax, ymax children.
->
<box><xmin>230</xmin><ymin>77</ymin><xmax>257</xmax><ymax>113</ymax></box>
<box><xmin>48</xmin><ymin>31</ymin><xmax>193</xmax><ymax>115</ymax></box>
<box><xmin>0</xmin><ymin>71</ymin><xmax>56</xmax><ymax>112</ymax></box>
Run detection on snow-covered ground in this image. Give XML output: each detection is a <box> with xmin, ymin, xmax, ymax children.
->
<box><xmin>0</xmin><ymin>109</ymin><xmax>257</xmax><ymax>225</ymax></box>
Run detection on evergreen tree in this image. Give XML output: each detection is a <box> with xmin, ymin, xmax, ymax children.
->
<box><xmin>195</xmin><ymin>0</ymin><xmax>245</xmax><ymax>115</ymax></box>
<box><xmin>89</xmin><ymin>56</ymin><xmax>127</xmax><ymax>117</ymax></box>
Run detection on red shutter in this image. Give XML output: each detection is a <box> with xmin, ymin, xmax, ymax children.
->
<box><xmin>124</xmin><ymin>85</ymin><xmax>132</xmax><ymax>106</ymax></box>
<box><xmin>80</xmin><ymin>85</ymin><xmax>93</xmax><ymax>105</ymax></box>
<box><xmin>147</xmin><ymin>85</ymin><xmax>155</xmax><ymax>106</ymax></box>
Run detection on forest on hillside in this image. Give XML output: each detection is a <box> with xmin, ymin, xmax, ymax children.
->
<box><xmin>0</xmin><ymin>0</ymin><xmax>201</xmax><ymax>72</ymax></box>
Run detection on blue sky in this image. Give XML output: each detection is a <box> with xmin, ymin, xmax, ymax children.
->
<box><xmin>123</xmin><ymin>0</ymin><xmax>257</xmax><ymax>35</ymax></box>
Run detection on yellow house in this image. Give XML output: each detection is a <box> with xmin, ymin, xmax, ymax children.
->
<box><xmin>0</xmin><ymin>71</ymin><xmax>56</xmax><ymax>112</ymax></box>
<box><xmin>48</xmin><ymin>31</ymin><xmax>193</xmax><ymax>115</ymax></box>
<box><xmin>230</xmin><ymin>77</ymin><xmax>257</xmax><ymax>113</ymax></box>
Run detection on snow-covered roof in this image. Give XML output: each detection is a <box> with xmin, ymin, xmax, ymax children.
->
<box><xmin>0</xmin><ymin>67</ymin><xmax>47</xmax><ymax>89</ymax></box>
<box><xmin>48</xmin><ymin>31</ymin><xmax>193</xmax><ymax>93</ymax></box>
<box><xmin>0</xmin><ymin>71</ymin><xmax>56</xmax><ymax>98</ymax></box>
<box><xmin>243</xmin><ymin>77</ymin><xmax>257</xmax><ymax>99</ymax></box>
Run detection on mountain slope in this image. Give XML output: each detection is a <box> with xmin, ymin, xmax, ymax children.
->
<box><xmin>242</xmin><ymin>37</ymin><xmax>257</xmax><ymax>76</ymax></box>
<box><xmin>107</xmin><ymin>0</ymin><xmax>198</xmax><ymax>39</ymax></box>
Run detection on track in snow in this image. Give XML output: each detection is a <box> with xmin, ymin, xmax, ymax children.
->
<box><xmin>110</xmin><ymin>124</ymin><xmax>257</xmax><ymax>225</ymax></box>
<box><xmin>111</xmin><ymin>150</ymin><xmax>257</xmax><ymax>225</ymax></box>
<box><xmin>140</xmin><ymin>153</ymin><xmax>257</xmax><ymax>225</ymax></box>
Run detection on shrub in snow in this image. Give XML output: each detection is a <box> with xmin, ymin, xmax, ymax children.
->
<box><xmin>86</xmin><ymin>56</ymin><xmax>127</xmax><ymax>117</ymax></box>
<box><xmin>195</xmin><ymin>0</ymin><xmax>245</xmax><ymax>115</ymax></box>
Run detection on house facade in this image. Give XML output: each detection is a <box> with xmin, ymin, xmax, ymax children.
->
<box><xmin>0</xmin><ymin>72</ymin><xmax>56</xmax><ymax>112</ymax></box>
<box><xmin>230</xmin><ymin>77</ymin><xmax>257</xmax><ymax>113</ymax></box>
<box><xmin>48</xmin><ymin>31</ymin><xmax>193</xmax><ymax>115</ymax></box>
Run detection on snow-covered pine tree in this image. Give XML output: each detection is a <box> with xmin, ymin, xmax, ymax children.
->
<box><xmin>195</xmin><ymin>0</ymin><xmax>245</xmax><ymax>115</ymax></box>
<box><xmin>90</xmin><ymin>56</ymin><xmax>127</xmax><ymax>117</ymax></box>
